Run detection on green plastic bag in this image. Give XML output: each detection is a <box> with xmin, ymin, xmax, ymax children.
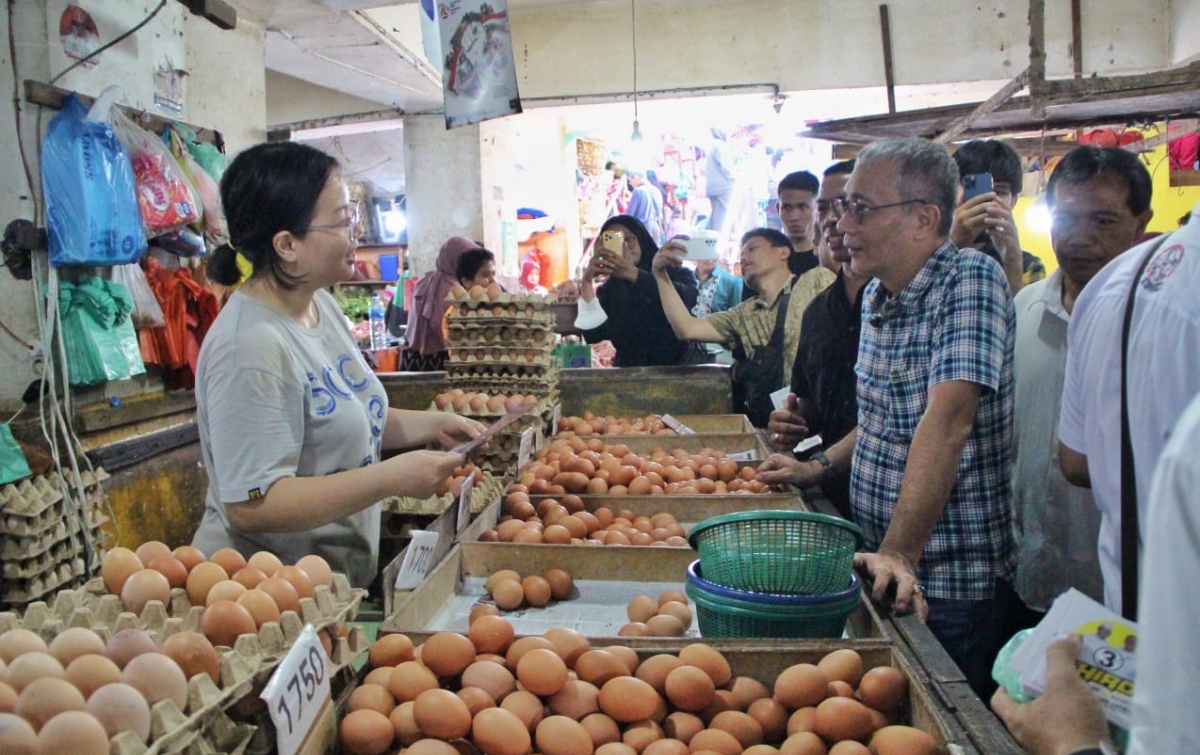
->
<box><xmin>0</xmin><ymin>423</ymin><xmax>31</xmax><ymax>485</ymax></box>
<box><xmin>170</xmin><ymin>121</ymin><xmax>229</xmax><ymax>184</ymax></box>
<box><xmin>59</xmin><ymin>276</ymin><xmax>147</xmax><ymax>386</ymax></box>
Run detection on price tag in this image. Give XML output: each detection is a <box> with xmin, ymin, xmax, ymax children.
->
<box><xmin>793</xmin><ymin>435</ymin><xmax>824</xmax><ymax>456</ymax></box>
<box><xmin>661</xmin><ymin>414</ymin><xmax>696</xmax><ymax>435</ymax></box>
<box><xmin>394</xmin><ymin>530</ymin><xmax>440</xmax><ymax>590</ymax></box>
<box><xmin>517</xmin><ymin>427</ymin><xmax>536</xmax><ymax>470</ymax></box>
<box><xmin>769</xmin><ymin>386</ymin><xmax>791</xmax><ymax>411</ymax></box>
<box><xmin>260</xmin><ymin>624</ymin><xmax>331</xmax><ymax>755</ymax></box>
<box><xmin>457</xmin><ymin>470</ymin><xmax>477</xmax><ymax>532</ymax></box>
<box><xmin>725</xmin><ymin>450</ymin><xmax>760</xmax><ymax>462</ymax></box>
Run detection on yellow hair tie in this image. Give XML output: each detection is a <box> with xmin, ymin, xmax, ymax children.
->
<box><xmin>234</xmin><ymin>249</ymin><xmax>254</xmax><ymax>288</ymax></box>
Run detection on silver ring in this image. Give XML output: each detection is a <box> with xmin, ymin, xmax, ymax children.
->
<box><xmin>913</xmin><ymin>584</ymin><xmax>925</xmax><ymax>597</ymax></box>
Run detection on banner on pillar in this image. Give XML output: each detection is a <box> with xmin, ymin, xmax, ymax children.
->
<box><xmin>419</xmin><ymin>0</ymin><xmax>441</xmax><ymax>68</ymax></box>
<box><xmin>436</xmin><ymin>0</ymin><xmax>523</xmax><ymax>129</ymax></box>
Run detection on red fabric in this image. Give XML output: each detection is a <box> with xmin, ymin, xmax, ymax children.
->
<box><xmin>138</xmin><ymin>257</ymin><xmax>218</xmax><ymax>389</ymax></box>
<box><xmin>1169</xmin><ymin>133</ymin><xmax>1199</xmax><ymax>170</ymax></box>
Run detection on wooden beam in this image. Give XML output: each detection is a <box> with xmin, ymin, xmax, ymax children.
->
<box><xmin>1123</xmin><ymin>119</ymin><xmax>1199</xmax><ymax>152</ymax></box>
<box><xmin>1029</xmin><ymin>0</ymin><xmax>1047</xmax><ymax>118</ymax></box>
<box><xmin>1037</xmin><ymin>62</ymin><xmax>1200</xmax><ymax>100</ymax></box>
<box><xmin>73</xmin><ymin>391</ymin><xmax>197</xmax><ymax>434</ymax></box>
<box><xmin>1071</xmin><ymin>0</ymin><xmax>1083</xmax><ymax>78</ymax></box>
<box><xmin>934</xmin><ymin>67</ymin><xmax>1030</xmax><ymax>144</ymax></box>
<box><xmin>879</xmin><ymin>5</ymin><xmax>896</xmax><ymax>115</ymax></box>
<box><xmin>1171</xmin><ymin>171</ymin><xmax>1200</xmax><ymax>187</ymax></box>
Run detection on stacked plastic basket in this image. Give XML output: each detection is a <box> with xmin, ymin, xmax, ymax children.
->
<box><xmin>686</xmin><ymin>511</ymin><xmax>865</xmax><ymax>638</ymax></box>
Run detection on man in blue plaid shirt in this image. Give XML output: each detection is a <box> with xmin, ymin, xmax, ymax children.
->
<box><xmin>763</xmin><ymin>138</ymin><xmax>1016</xmax><ymax>697</ymax></box>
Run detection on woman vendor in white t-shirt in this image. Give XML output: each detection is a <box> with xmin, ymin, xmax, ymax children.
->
<box><xmin>192</xmin><ymin>142</ymin><xmax>482</xmax><ymax>588</ymax></box>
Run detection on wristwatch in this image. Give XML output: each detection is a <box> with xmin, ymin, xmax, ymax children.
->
<box><xmin>810</xmin><ymin>451</ymin><xmax>835</xmax><ymax>480</ymax></box>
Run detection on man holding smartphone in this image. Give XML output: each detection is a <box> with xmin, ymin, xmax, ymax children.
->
<box><xmin>951</xmin><ymin>139</ymin><xmax>1045</xmax><ymax>294</ymax></box>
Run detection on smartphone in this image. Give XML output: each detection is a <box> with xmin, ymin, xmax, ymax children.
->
<box><xmin>601</xmin><ymin>230</ymin><xmax>625</xmax><ymax>254</ymax></box>
<box><xmin>962</xmin><ymin>172</ymin><xmax>994</xmax><ymax>201</ymax></box>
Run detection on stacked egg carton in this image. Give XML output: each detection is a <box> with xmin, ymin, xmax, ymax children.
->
<box><xmin>1</xmin><ymin>469</ymin><xmax>110</xmax><ymax>609</ymax></box>
<box><xmin>0</xmin><ymin>574</ymin><xmax>368</xmax><ymax>754</ymax></box>
<box><xmin>381</xmin><ymin>469</ymin><xmax>507</xmax><ymax>517</ymax></box>
<box><xmin>444</xmin><ymin>291</ymin><xmax>560</xmax><ymax>473</ymax></box>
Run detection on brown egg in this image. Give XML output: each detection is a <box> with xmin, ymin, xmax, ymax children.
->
<box><xmin>598</xmin><ymin>676</ymin><xmax>661</xmax><ymax>723</ymax></box>
<box><xmin>0</xmin><ymin>680</ymin><xmax>18</xmax><ymax>712</ymax></box>
<box><xmin>678</xmin><ymin>644</ymin><xmax>732</xmax><ymax>687</ymax></box>
<box><xmin>747</xmin><ymin>697</ymin><xmax>788</xmax><ymax>742</ymax></box>
<box><xmin>786</xmin><ymin>707</ymin><xmax>817</xmax><ymax>736</ymax></box>
<box><xmin>145</xmin><ymin>554</ymin><xmax>188</xmax><ymax>590</ymax></box>
<box><xmin>461</xmin><ymin>660</ymin><xmax>515</xmax><ymax>702</ymax></box>
<box><xmin>605</xmin><ymin>646</ymin><xmax>640</xmax><ymax>675</ymax></box>
<box><xmin>85</xmin><ymin>681</ymin><xmax>151</xmax><ymax>742</ymax></box>
<box><xmin>468</xmin><ymin>616</ymin><xmax>515</xmax><ymax>656</ymax></box>
<box><xmin>257</xmin><ymin>576</ymin><xmax>301</xmax><ymax>614</ymax></box>
<box><xmin>645</xmin><ymin>739</ymin><xmax>689</xmax><ymax>755</ymax></box>
<box><xmin>186</xmin><ymin>561</ymin><xmax>230</xmax><ymax>606</ymax></box>
<box><xmin>237</xmin><ymin>588</ymin><xmax>282</xmax><ymax>628</ymax></box>
<box><xmin>742</xmin><ymin>745</ymin><xmax>779</xmax><ymax>755</ymax></box>
<box><xmin>624</xmin><ymin>719</ymin><xmax>664</xmax><ymax>751</ymax></box>
<box><xmin>516</xmin><ymin>648</ymin><xmax>568</xmax><ymax>696</ymax></box>
<box><xmin>656</xmin><ymin>602</ymin><xmax>693</xmax><ymax>630</ymax></box>
<box><xmin>473</xmin><ymin>707</ymin><xmax>532</xmax><ymax>755</ymax></box>
<box><xmin>171</xmin><ymin>545</ymin><xmax>207</xmax><ymax>572</ymax></box>
<box><xmin>390</xmin><ymin>701</ymin><xmax>422</xmax><ymax>745</ymax></box>
<box><xmin>575</xmin><ymin>650</ymin><xmax>630</xmax><ymax>687</ymax></box>
<box><xmin>101</xmin><ymin>548</ymin><xmax>143</xmax><ymax>596</ymax></box>
<box><xmin>543</xmin><ymin>627</ymin><xmax>589</xmax><ymax>666</ymax></box>
<box><xmin>15</xmin><ymin>677</ymin><xmax>85</xmax><ymax>729</ymax></box>
<box><xmin>618</xmin><ymin>623</ymin><xmax>649</xmax><ymax>637</ymax></box>
<box><xmin>0</xmin><ymin>712</ymin><xmax>37</xmax><ymax>754</ymax></box>
<box><xmin>625</xmin><ymin>595</ymin><xmax>657</xmax><ymax>623</ymax></box>
<box><xmin>340</xmin><ymin>709</ymin><xmax>394</xmax><ymax>755</ymax></box>
<box><xmin>389</xmin><ymin>661</ymin><xmax>439</xmax><ymax>703</ymax></box>
<box><xmin>710</xmin><ymin>711</ymin><xmax>764</xmax><ymax>749</ymax></box>
<box><xmin>162</xmin><ymin>631</ymin><xmax>221</xmax><ymax>683</ymax></box>
<box><xmin>813</xmin><ymin>697</ymin><xmax>875</xmax><ymax>744</ymax></box>
<box><xmin>547</xmin><ymin>678</ymin><xmax>599</xmax><ymax>720</ymax></box>
<box><xmin>449</xmin><ymin>283</ymin><xmax>467</xmax><ymax>299</ymax></box>
<box><xmin>826</xmin><ymin>742</ymin><xmax>869</xmax><ymax>755</ymax></box>
<box><xmin>868</xmin><ymin>725</ymin><xmax>940</xmax><ymax>755</ymax></box>
<box><xmin>596</xmin><ymin>744</ymin><xmax>638</xmax><ymax>755</ymax></box>
<box><xmin>0</xmin><ymin>630</ymin><xmax>48</xmax><ymax>664</ymax></box>
<box><xmin>369</xmin><ymin>634</ymin><xmax>415</xmax><ymax>668</ymax></box>
<box><xmin>47</xmin><ymin>628</ymin><xmax>105</xmax><ymax>668</ymax></box>
<box><xmin>105</xmin><ymin>629</ymin><xmax>157</xmax><ymax>670</ymax></box>
<box><xmin>294</xmin><ymin>554</ymin><xmax>334</xmax><ymax>588</ymax></box>
<box><xmin>778</xmin><ymin>732</ymin><xmax>826</xmax><ymax>755</ymax></box>
<box><xmin>421</xmin><ymin>632</ymin><xmax>477</xmax><ymax>677</ymax></box>
<box><xmin>856</xmin><ymin>667</ymin><xmax>907</xmax><ymax>714</ymax></box>
<box><xmin>458</xmin><ymin>686</ymin><xmax>496</xmax><ymax>716</ymax></box>
<box><xmin>468</xmin><ymin>285</ymin><xmax>487</xmax><ymax>301</ymax></box>
<box><xmin>827</xmin><ymin>681</ymin><xmax>855</xmax><ymax>698</ymax></box>
<box><xmin>122</xmin><ymin>653</ymin><xmax>188</xmax><ymax>710</ymax></box>
<box><xmin>817</xmin><ymin>649</ymin><xmax>863</xmax><ymax>688</ymax></box>
<box><xmin>522</xmin><ymin>576</ymin><xmax>553</xmax><ymax>607</ymax></box>
<box><xmin>364</xmin><ymin>667</ymin><xmax>393</xmax><ymax>687</ymax></box>
<box><xmin>663</xmin><ymin>712</ymin><xmax>704</xmax><ymax>744</ymax></box>
<box><xmin>276</xmin><ymin>565</ymin><xmax>317</xmax><ymax>600</ymax></box>
<box><xmin>406</xmin><ymin>739</ymin><xmax>460</xmax><ymax>755</ymax></box>
<box><xmin>501</xmin><ymin>689</ymin><xmax>545</xmax><ymax>731</ymax></box>
<box><xmin>36</xmin><ymin>710</ymin><xmax>109</xmax><ymax>755</ymax></box>
<box><xmin>774</xmin><ymin>665</ymin><xmax>828</xmax><ymax>710</ymax></box>
<box><xmin>413</xmin><ymin>688</ymin><xmax>472</xmax><ymax>739</ymax></box>
<box><xmin>134</xmin><ymin>541</ymin><xmax>172</xmax><ymax>567</ymax></box>
<box><xmin>120</xmin><ymin>568</ymin><xmax>172</xmax><ymax>615</ymax></box>
<box><xmin>728</xmin><ymin>677</ymin><xmax>770</xmax><ymax>711</ymax></box>
<box><xmin>492</xmin><ymin>579</ymin><xmax>525</xmax><ymax>611</ymax></box>
<box><xmin>535</xmin><ymin>715</ymin><xmax>594</xmax><ymax>755</ymax></box>
<box><xmin>206</xmin><ymin>579</ymin><xmax>248</xmax><ymax>606</ymax></box>
<box><xmin>4</xmin><ymin>652</ymin><xmax>64</xmax><ymax>692</ymax></box>
<box><xmin>504</xmin><ymin>636</ymin><xmax>557</xmax><ymax>670</ymax></box>
<box><xmin>231</xmin><ymin>566</ymin><xmax>267</xmax><ymax>589</ymax></box>
<box><xmin>209</xmin><ymin>547</ymin><xmax>247</xmax><ymax>578</ymax></box>
<box><xmin>580</xmin><ymin>712</ymin><xmax>621</xmax><ymax>745</ymax></box>
<box><xmin>348</xmin><ymin>684</ymin><xmax>396</xmax><ymax>717</ymax></box>
<box><xmin>689</xmin><ymin>728</ymin><xmax>743</xmax><ymax>755</ymax></box>
<box><xmin>646</xmin><ymin>614</ymin><xmax>685</xmax><ymax>637</ymax></box>
<box><xmin>247</xmin><ymin>551</ymin><xmax>283</xmax><ymax>578</ymax></box>
<box><xmin>664</xmin><ymin>665</ymin><xmax>715</xmax><ymax>712</ymax></box>
<box><xmin>201</xmin><ymin>600</ymin><xmax>258</xmax><ymax>648</ymax></box>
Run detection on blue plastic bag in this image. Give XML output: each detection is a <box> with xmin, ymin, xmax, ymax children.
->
<box><xmin>42</xmin><ymin>92</ymin><xmax>147</xmax><ymax>266</ymax></box>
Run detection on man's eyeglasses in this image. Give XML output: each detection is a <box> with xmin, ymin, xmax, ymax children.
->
<box><xmin>833</xmin><ymin>197</ymin><xmax>932</xmax><ymax>224</ymax></box>
<box><xmin>309</xmin><ymin>205</ymin><xmax>363</xmax><ymax>240</ymax></box>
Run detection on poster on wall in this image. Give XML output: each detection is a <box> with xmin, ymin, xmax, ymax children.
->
<box><xmin>436</xmin><ymin>0</ymin><xmax>522</xmax><ymax>129</ymax></box>
<box><xmin>60</xmin><ymin>5</ymin><xmax>100</xmax><ymax>67</ymax></box>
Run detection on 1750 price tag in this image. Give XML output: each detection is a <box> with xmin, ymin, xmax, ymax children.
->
<box><xmin>260</xmin><ymin>624</ymin><xmax>331</xmax><ymax>755</ymax></box>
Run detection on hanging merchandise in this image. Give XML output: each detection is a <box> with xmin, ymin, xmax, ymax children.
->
<box><xmin>41</xmin><ymin>91</ymin><xmax>146</xmax><ymax>266</ymax></box>
<box><xmin>0</xmin><ymin>424</ymin><xmax>32</xmax><ymax>486</ymax></box>
<box><xmin>111</xmin><ymin>263</ymin><xmax>165</xmax><ymax>329</ymax></box>
<box><xmin>166</xmin><ymin>124</ymin><xmax>227</xmax><ymax>240</ymax></box>
<box><xmin>170</xmin><ymin>121</ymin><xmax>229</xmax><ymax>183</ymax></box>
<box><xmin>153</xmin><ymin>226</ymin><xmax>207</xmax><ymax>257</ymax></box>
<box><xmin>58</xmin><ymin>276</ymin><xmax>147</xmax><ymax>386</ymax></box>
<box><xmin>109</xmin><ymin>107</ymin><xmax>201</xmax><ymax>237</ymax></box>
<box><xmin>138</xmin><ymin>256</ymin><xmax>218</xmax><ymax>389</ymax></box>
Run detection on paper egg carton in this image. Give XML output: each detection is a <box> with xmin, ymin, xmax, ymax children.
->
<box><xmin>452</xmin><ymin>375</ymin><xmax>559</xmax><ymax>399</ymax></box>
<box><xmin>446</xmin><ymin>290</ymin><xmax>553</xmax><ymax>307</ymax></box>
<box><xmin>446</xmin><ymin>321</ymin><xmax>556</xmax><ymax>348</ymax></box>
<box><xmin>447</xmin><ymin>347</ymin><xmax>556</xmax><ymax>369</ymax></box>
<box><xmin>447</xmin><ymin>361</ymin><xmax>559</xmax><ymax>382</ymax></box>
<box><xmin>447</xmin><ymin>306</ymin><xmax>554</xmax><ymax>328</ymax></box>
<box><xmin>382</xmin><ymin>470</ymin><xmax>506</xmax><ymax>516</ymax></box>
<box><xmin>428</xmin><ymin>396</ymin><xmax>555</xmax><ymax>423</ymax></box>
<box><xmin>0</xmin><ymin>475</ymin><xmax>65</xmax><ymax>534</ymax></box>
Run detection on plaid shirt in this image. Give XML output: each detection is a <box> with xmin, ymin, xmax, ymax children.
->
<box><xmin>851</xmin><ymin>242</ymin><xmax>1016</xmax><ymax>600</ymax></box>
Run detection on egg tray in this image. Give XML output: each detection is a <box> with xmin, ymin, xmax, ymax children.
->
<box><xmin>446</xmin><ymin>290</ymin><xmax>553</xmax><ymax>306</ymax></box>
<box><xmin>447</xmin><ymin>308</ymin><xmax>555</xmax><ymax>328</ymax></box>
<box><xmin>447</xmin><ymin>348</ymin><xmax>557</xmax><ymax>369</ymax></box>
<box><xmin>446</xmin><ymin>322</ymin><xmax>556</xmax><ymax>348</ymax></box>
<box><xmin>427</xmin><ymin>396</ymin><xmax>554</xmax><ymax>418</ymax></box>
<box><xmin>381</xmin><ymin>471</ymin><xmax>506</xmax><ymax>516</ymax></box>
<box><xmin>1</xmin><ymin>468</ymin><xmax>110</xmax><ymax>536</ymax></box>
<box><xmin>447</xmin><ymin>362</ymin><xmax>559</xmax><ymax>382</ymax></box>
<box><xmin>0</xmin><ymin>507</ymin><xmax>108</xmax><ymax>562</ymax></box>
<box><xmin>450</xmin><ymin>377</ymin><xmax>559</xmax><ymax>401</ymax></box>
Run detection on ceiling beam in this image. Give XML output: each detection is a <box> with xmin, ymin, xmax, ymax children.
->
<box><xmin>933</xmin><ymin>67</ymin><xmax>1030</xmax><ymax>144</ymax></box>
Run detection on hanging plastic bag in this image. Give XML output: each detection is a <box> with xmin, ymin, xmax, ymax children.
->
<box><xmin>41</xmin><ymin>91</ymin><xmax>147</xmax><ymax>266</ymax></box>
<box><xmin>166</xmin><ymin>124</ymin><xmax>227</xmax><ymax>239</ymax></box>
<box><xmin>111</xmin><ymin>263</ymin><xmax>165</xmax><ymax>329</ymax></box>
<box><xmin>109</xmin><ymin>107</ymin><xmax>201</xmax><ymax>237</ymax></box>
<box><xmin>171</xmin><ymin>121</ymin><xmax>229</xmax><ymax>183</ymax></box>
<box><xmin>0</xmin><ymin>424</ymin><xmax>32</xmax><ymax>485</ymax></box>
<box><xmin>152</xmin><ymin>226</ymin><xmax>207</xmax><ymax>257</ymax></box>
<box><xmin>59</xmin><ymin>276</ymin><xmax>147</xmax><ymax>386</ymax></box>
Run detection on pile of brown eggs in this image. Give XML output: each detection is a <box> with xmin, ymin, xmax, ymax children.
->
<box><xmin>478</xmin><ymin>493</ymin><xmax>690</xmax><ymax>548</ymax></box>
<box><xmin>100</xmin><ymin>543</ymin><xmax>336</xmax><ymax>651</ymax></box>
<box><xmin>515</xmin><ymin>439</ymin><xmax>770</xmax><ymax>496</ymax></box>
<box><xmin>557</xmin><ymin>413</ymin><xmax>679</xmax><ymax>437</ymax></box>
<box><xmin>618</xmin><ymin>591</ymin><xmax>694</xmax><ymax>638</ymax></box>
<box><xmin>477</xmin><ymin>568</ymin><xmax>575</xmax><ymax>610</ymax></box>
<box><xmin>433</xmin><ymin>391</ymin><xmax>540</xmax><ymax>415</ymax></box>
<box><xmin>337</xmin><ymin>618</ymin><xmax>941</xmax><ymax>755</ymax></box>
<box><xmin>0</xmin><ymin>624</ymin><xmax>219</xmax><ymax>755</ymax></box>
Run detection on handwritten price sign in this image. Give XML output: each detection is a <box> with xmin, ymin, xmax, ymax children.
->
<box><xmin>261</xmin><ymin>624</ymin><xmax>331</xmax><ymax>755</ymax></box>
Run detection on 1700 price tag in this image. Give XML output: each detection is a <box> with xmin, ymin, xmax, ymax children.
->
<box><xmin>261</xmin><ymin>624</ymin><xmax>331</xmax><ymax>755</ymax></box>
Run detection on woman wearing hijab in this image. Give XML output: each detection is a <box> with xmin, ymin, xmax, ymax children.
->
<box><xmin>402</xmin><ymin>236</ymin><xmax>480</xmax><ymax>371</ymax></box>
<box><xmin>579</xmin><ymin>215</ymin><xmax>698</xmax><ymax>367</ymax></box>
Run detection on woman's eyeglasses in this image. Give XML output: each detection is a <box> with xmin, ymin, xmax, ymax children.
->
<box><xmin>309</xmin><ymin>205</ymin><xmax>363</xmax><ymax>240</ymax></box>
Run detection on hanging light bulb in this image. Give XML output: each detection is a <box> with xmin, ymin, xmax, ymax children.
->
<box><xmin>631</xmin><ymin>119</ymin><xmax>642</xmax><ymax>142</ymax></box>
<box><xmin>630</xmin><ymin>0</ymin><xmax>641</xmax><ymax>143</ymax></box>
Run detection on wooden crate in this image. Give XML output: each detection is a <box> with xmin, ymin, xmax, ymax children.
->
<box><xmin>381</xmin><ymin>542</ymin><xmax>883</xmax><ymax>644</ymax></box>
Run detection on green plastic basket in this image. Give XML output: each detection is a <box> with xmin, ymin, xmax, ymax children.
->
<box><xmin>685</xmin><ymin>570</ymin><xmax>862</xmax><ymax>639</ymax></box>
<box><xmin>688</xmin><ymin>510</ymin><xmax>865</xmax><ymax>594</ymax></box>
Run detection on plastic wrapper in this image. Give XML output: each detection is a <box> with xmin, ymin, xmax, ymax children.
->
<box><xmin>109</xmin><ymin>107</ymin><xmax>201</xmax><ymax>237</ymax></box>
<box><xmin>152</xmin><ymin>226</ymin><xmax>207</xmax><ymax>257</ymax></box>
<box><xmin>111</xmin><ymin>263</ymin><xmax>165</xmax><ymax>329</ymax></box>
<box><xmin>0</xmin><ymin>424</ymin><xmax>31</xmax><ymax>486</ymax></box>
<box><xmin>59</xmin><ymin>276</ymin><xmax>147</xmax><ymax>386</ymax></box>
<box><xmin>171</xmin><ymin>121</ymin><xmax>229</xmax><ymax>183</ymax></box>
<box><xmin>166</xmin><ymin>124</ymin><xmax>227</xmax><ymax>239</ymax></box>
<box><xmin>40</xmin><ymin>92</ymin><xmax>146</xmax><ymax>266</ymax></box>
